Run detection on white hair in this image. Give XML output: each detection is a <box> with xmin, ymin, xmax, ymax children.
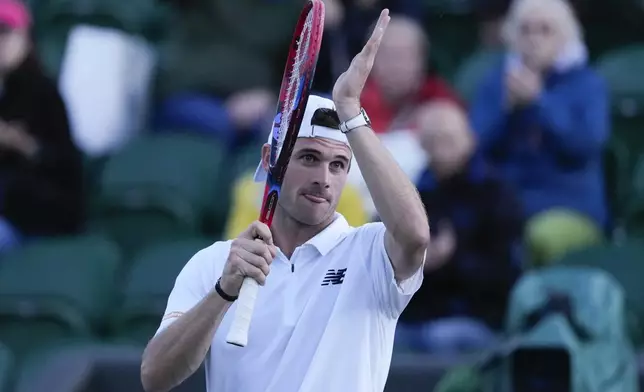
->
<box><xmin>501</xmin><ymin>0</ymin><xmax>583</xmax><ymax>50</ymax></box>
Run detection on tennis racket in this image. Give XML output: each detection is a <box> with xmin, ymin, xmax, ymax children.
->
<box><xmin>225</xmin><ymin>0</ymin><xmax>325</xmax><ymax>348</ymax></box>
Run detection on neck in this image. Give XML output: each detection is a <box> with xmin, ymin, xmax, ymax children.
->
<box><xmin>270</xmin><ymin>205</ymin><xmax>335</xmax><ymax>257</ymax></box>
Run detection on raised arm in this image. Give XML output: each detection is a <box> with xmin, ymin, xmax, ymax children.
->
<box><xmin>332</xmin><ymin>9</ymin><xmax>429</xmax><ymax>282</ymax></box>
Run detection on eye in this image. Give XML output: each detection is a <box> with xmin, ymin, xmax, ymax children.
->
<box><xmin>331</xmin><ymin>161</ymin><xmax>345</xmax><ymax>170</ymax></box>
<box><xmin>301</xmin><ymin>154</ymin><xmax>317</xmax><ymax>163</ymax></box>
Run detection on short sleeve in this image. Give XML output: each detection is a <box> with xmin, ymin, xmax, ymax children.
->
<box><xmin>155</xmin><ymin>241</ymin><xmax>231</xmax><ymax>335</ymax></box>
<box><xmin>358</xmin><ymin>222</ymin><xmax>424</xmax><ymax>319</ymax></box>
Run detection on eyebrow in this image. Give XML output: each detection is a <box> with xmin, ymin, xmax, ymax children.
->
<box><xmin>297</xmin><ymin>148</ymin><xmax>351</xmax><ymax>163</ymax></box>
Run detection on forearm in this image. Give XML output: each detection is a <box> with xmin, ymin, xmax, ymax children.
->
<box><xmin>141</xmin><ymin>290</ymin><xmax>232</xmax><ymax>392</ymax></box>
<box><xmin>337</xmin><ymin>105</ymin><xmax>428</xmax><ymax>247</ymax></box>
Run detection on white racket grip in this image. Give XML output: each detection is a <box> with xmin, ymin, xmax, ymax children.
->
<box><xmin>225</xmin><ymin>277</ymin><xmax>260</xmax><ymax>347</ymax></box>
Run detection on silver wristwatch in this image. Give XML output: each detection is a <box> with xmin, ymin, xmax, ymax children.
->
<box><xmin>339</xmin><ymin>108</ymin><xmax>371</xmax><ymax>134</ymax></box>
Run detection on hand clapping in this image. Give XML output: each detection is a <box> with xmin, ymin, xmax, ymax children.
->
<box><xmin>506</xmin><ymin>65</ymin><xmax>542</xmax><ymax>108</ymax></box>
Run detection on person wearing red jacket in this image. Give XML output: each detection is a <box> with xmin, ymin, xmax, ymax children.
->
<box><xmin>360</xmin><ymin>15</ymin><xmax>462</xmax><ymax>134</ymax></box>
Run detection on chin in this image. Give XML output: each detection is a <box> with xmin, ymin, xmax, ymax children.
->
<box><xmin>295</xmin><ymin>206</ymin><xmax>335</xmax><ymax>226</ymax></box>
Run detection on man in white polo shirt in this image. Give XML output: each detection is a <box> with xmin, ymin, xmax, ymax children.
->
<box><xmin>141</xmin><ymin>10</ymin><xmax>432</xmax><ymax>392</ymax></box>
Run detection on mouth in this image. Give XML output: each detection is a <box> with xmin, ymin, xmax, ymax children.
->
<box><xmin>302</xmin><ymin>193</ymin><xmax>327</xmax><ymax>204</ymax></box>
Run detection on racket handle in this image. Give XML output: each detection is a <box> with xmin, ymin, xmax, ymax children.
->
<box><xmin>225</xmin><ymin>277</ymin><xmax>259</xmax><ymax>347</ymax></box>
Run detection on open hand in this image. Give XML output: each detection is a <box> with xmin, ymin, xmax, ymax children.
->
<box><xmin>332</xmin><ymin>9</ymin><xmax>390</xmax><ymax>115</ymax></box>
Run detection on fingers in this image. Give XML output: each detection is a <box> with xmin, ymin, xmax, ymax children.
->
<box><xmin>237</xmin><ymin>247</ymin><xmax>271</xmax><ymax>277</ymax></box>
<box><xmin>241</xmin><ymin>220</ymin><xmax>274</xmax><ymax>245</ymax></box>
<box><xmin>362</xmin><ymin>9</ymin><xmax>390</xmax><ymax>57</ymax></box>
<box><xmin>227</xmin><ymin>238</ymin><xmax>276</xmax><ymax>287</ymax></box>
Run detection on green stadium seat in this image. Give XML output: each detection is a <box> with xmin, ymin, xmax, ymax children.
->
<box><xmin>623</xmin><ymin>155</ymin><xmax>644</xmax><ymax>238</ymax></box>
<box><xmin>453</xmin><ymin>49</ymin><xmax>504</xmax><ymax>102</ymax></box>
<box><xmin>423</xmin><ymin>12</ymin><xmax>479</xmax><ymax>81</ymax></box>
<box><xmin>0</xmin><ymin>235</ymin><xmax>122</xmax><ymax>362</ymax></box>
<box><xmin>111</xmin><ymin>238</ymin><xmax>213</xmax><ymax>344</ymax></box>
<box><xmin>604</xmin><ymin>137</ymin><xmax>632</xmax><ymax>234</ymax></box>
<box><xmin>94</xmin><ymin>134</ymin><xmax>226</xmax><ymax>255</ymax></box>
<box><xmin>0</xmin><ymin>342</ymin><xmax>14</xmax><ymax>392</ymax></box>
<box><xmin>596</xmin><ymin>44</ymin><xmax>644</xmax><ymax>157</ymax></box>
<box><xmin>554</xmin><ymin>241</ymin><xmax>644</xmax><ymax>346</ymax></box>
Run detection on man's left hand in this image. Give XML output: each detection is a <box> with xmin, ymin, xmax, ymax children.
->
<box><xmin>332</xmin><ymin>9</ymin><xmax>390</xmax><ymax>118</ymax></box>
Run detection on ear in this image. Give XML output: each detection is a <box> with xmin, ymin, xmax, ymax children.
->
<box><xmin>261</xmin><ymin>143</ymin><xmax>271</xmax><ymax>171</ymax></box>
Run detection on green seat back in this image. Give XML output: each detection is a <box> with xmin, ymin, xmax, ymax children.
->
<box><xmin>554</xmin><ymin>242</ymin><xmax>644</xmax><ymax>346</ymax></box>
<box><xmin>423</xmin><ymin>12</ymin><xmax>479</xmax><ymax>81</ymax></box>
<box><xmin>112</xmin><ymin>238</ymin><xmax>213</xmax><ymax>344</ymax></box>
<box><xmin>603</xmin><ymin>137</ymin><xmax>631</xmax><ymax>231</ymax></box>
<box><xmin>96</xmin><ymin>134</ymin><xmax>226</xmax><ymax>253</ymax></box>
<box><xmin>0</xmin><ymin>235</ymin><xmax>121</xmax><ymax>360</ymax></box>
<box><xmin>0</xmin><ymin>342</ymin><xmax>14</xmax><ymax>392</ymax></box>
<box><xmin>454</xmin><ymin>49</ymin><xmax>504</xmax><ymax>102</ymax></box>
<box><xmin>596</xmin><ymin>45</ymin><xmax>644</xmax><ymax>157</ymax></box>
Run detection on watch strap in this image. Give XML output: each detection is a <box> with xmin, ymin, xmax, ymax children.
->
<box><xmin>339</xmin><ymin>108</ymin><xmax>370</xmax><ymax>134</ymax></box>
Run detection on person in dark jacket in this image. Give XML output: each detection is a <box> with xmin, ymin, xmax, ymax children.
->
<box><xmin>397</xmin><ymin>101</ymin><xmax>524</xmax><ymax>354</ymax></box>
<box><xmin>469</xmin><ymin>0</ymin><xmax>609</xmax><ymax>266</ymax></box>
<box><xmin>0</xmin><ymin>0</ymin><xmax>84</xmax><ymax>251</ymax></box>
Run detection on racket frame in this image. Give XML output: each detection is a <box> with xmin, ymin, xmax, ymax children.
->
<box><xmin>225</xmin><ymin>0</ymin><xmax>325</xmax><ymax>348</ymax></box>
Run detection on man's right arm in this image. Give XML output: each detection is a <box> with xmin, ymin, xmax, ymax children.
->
<box><xmin>140</xmin><ymin>288</ymin><xmax>231</xmax><ymax>392</ymax></box>
<box><xmin>140</xmin><ymin>243</ymin><xmax>228</xmax><ymax>392</ymax></box>
<box><xmin>140</xmin><ymin>222</ymin><xmax>276</xmax><ymax>392</ymax></box>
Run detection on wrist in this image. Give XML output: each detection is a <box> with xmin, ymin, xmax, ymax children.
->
<box><xmin>334</xmin><ymin>100</ymin><xmax>361</xmax><ymax>122</ymax></box>
<box><xmin>216</xmin><ymin>277</ymin><xmax>238</xmax><ymax>301</ymax></box>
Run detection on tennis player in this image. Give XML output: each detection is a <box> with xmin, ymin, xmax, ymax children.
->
<box><xmin>141</xmin><ymin>9</ymin><xmax>431</xmax><ymax>392</ymax></box>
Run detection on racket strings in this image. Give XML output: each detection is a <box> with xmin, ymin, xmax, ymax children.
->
<box><xmin>278</xmin><ymin>11</ymin><xmax>314</xmax><ymax>155</ymax></box>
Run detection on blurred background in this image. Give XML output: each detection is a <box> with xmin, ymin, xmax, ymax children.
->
<box><xmin>0</xmin><ymin>0</ymin><xmax>642</xmax><ymax>390</ymax></box>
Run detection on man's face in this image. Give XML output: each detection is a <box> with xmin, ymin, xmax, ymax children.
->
<box><xmin>262</xmin><ymin>137</ymin><xmax>351</xmax><ymax>226</ymax></box>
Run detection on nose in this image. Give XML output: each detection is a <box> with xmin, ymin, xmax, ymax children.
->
<box><xmin>311</xmin><ymin>165</ymin><xmax>331</xmax><ymax>189</ymax></box>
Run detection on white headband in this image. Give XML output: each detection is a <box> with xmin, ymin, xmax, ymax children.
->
<box><xmin>253</xmin><ymin>95</ymin><xmax>350</xmax><ymax>182</ymax></box>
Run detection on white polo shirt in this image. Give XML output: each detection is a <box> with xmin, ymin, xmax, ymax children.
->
<box><xmin>156</xmin><ymin>214</ymin><xmax>423</xmax><ymax>392</ymax></box>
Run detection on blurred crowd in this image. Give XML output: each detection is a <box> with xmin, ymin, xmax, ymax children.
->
<box><xmin>0</xmin><ymin>0</ymin><xmax>644</xmax><ymax>389</ymax></box>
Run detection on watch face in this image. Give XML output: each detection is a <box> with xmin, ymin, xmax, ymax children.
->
<box><xmin>362</xmin><ymin>109</ymin><xmax>371</xmax><ymax>125</ymax></box>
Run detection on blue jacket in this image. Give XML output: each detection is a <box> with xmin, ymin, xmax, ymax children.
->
<box><xmin>469</xmin><ymin>52</ymin><xmax>610</xmax><ymax>228</ymax></box>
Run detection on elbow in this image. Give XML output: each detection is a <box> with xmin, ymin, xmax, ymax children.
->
<box><xmin>141</xmin><ymin>353</ymin><xmax>168</xmax><ymax>392</ymax></box>
<box><xmin>404</xmin><ymin>221</ymin><xmax>431</xmax><ymax>256</ymax></box>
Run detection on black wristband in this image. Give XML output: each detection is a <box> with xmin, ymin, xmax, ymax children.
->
<box><xmin>215</xmin><ymin>278</ymin><xmax>238</xmax><ymax>302</ymax></box>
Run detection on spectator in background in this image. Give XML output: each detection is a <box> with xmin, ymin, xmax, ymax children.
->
<box><xmin>397</xmin><ymin>101</ymin><xmax>523</xmax><ymax>354</ymax></box>
<box><xmin>0</xmin><ymin>0</ymin><xmax>84</xmax><ymax>252</ymax></box>
<box><xmin>344</xmin><ymin>15</ymin><xmax>460</xmax><ymax>218</ymax></box>
<box><xmin>469</xmin><ymin>0</ymin><xmax>609</xmax><ymax>266</ymax></box>
<box><xmin>153</xmin><ymin>0</ymin><xmax>303</xmax><ymax>150</ymax></box>
<box><xmin>361</xmin><ymin>15</ymin><xmax>461</xmax><ymax>134</ymax></box>
<box><xmin>313</xmin><ymin>0</ymin><xmax>424</xmax><ymax>93</ymax></box>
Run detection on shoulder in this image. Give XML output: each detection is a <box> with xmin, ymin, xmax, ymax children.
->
<box><xmin>180</xmin><ymin>239</ymin><xmax>232</xmax><ymax>282</ymax></box>
<box><xmin>562</xmin><ymin>66</ymin><xmax>607</xmax><ymax>92</ymax></box>
<box><xmin>343</xmin><ymin>222</ymin><xmax>386</xmax><ymax>245</ymax></box>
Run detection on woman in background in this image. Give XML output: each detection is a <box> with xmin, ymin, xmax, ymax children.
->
<box><xmin>469</xmin><ymin>0</ymin><xmax>609</xmax><ymax>266</ymax></box>
<box><xmin>0</xmin><ymin>0</ymin><xmax>84</xmax><ymax>252</ymax></box>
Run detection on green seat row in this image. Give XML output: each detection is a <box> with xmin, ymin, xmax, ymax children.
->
<box><xmin>86</xmin><ymin>133</ymin><xmax>254</xmax><ymax>256</ymax></box>
<box><xmin>0</xmin><ymin>234</ymin><xmax>213</xmax><ymax>363</ymax></box>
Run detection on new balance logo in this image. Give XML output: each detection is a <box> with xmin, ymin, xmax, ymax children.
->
<box><xmin>321</xmin><ymin>268</ymin><xmax>347</xmax><ymax>286</ymax></box>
